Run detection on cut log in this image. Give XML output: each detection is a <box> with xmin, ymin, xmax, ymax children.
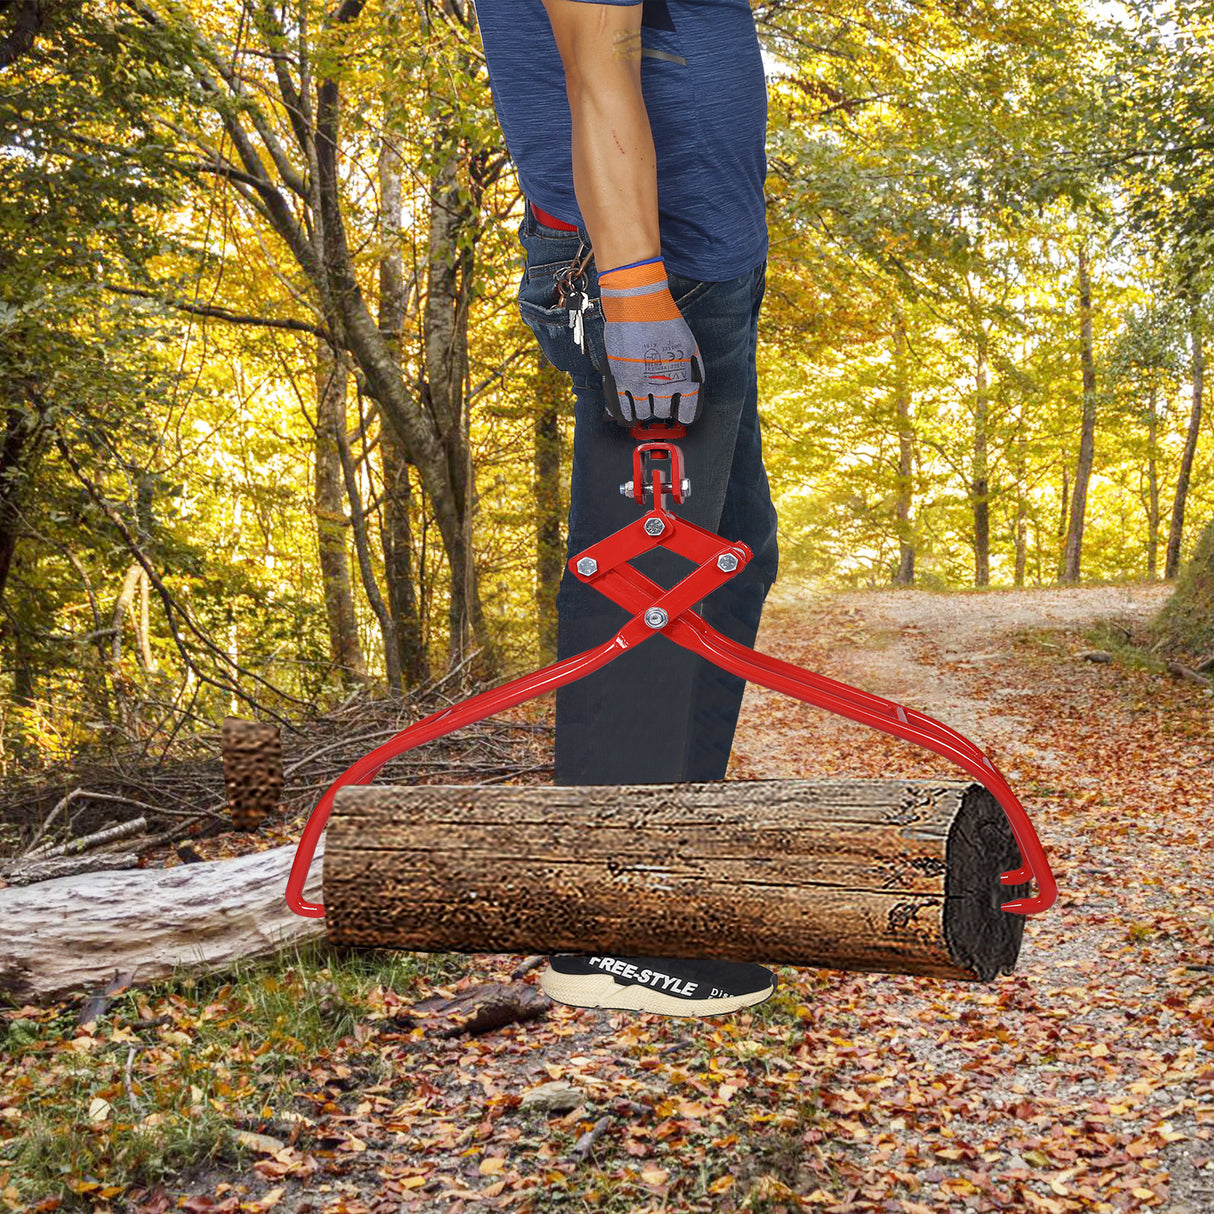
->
<box><xmin>0</xmin><ymin>838</ymin><xmax>327</xmax><ymax>1007</ymax></box>
<box><xmin>324</xmin><ymin>778</ymin><xmax>1032</xmax><ymax>983</ymax></box>
<box><xmin>222</xmin><ymin>716</ymin><xmax>283</xmax><ymax>831</ymax></box>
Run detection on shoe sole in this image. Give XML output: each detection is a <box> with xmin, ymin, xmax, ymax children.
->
<box><xmin>539</xmin><ymin>968</ymin><xmax>774</xmax><ymax>1017</ymax></box>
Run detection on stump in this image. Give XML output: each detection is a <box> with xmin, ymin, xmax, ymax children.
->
<box><xmin>221</xmin><ymin>717</ymin><xmax>283</xmax><ymax>831</ymax></box>
<box><xmin>324</xmin><ymin>778</ymin><xmax>1032</xmax><ymax>983</ymax></box>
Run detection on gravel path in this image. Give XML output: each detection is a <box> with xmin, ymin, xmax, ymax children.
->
<box><xmin>754</xmin><ymin>581</ymin><xmax>1174</xmax><ymax>768</ymax></box>
<box><xmin>725</xmin><ymin>578</ymin><xmax>1214</xmax><ymax>1214</ymax></box>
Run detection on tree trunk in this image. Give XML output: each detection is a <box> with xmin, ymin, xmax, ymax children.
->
<box><xmin>314</xmin><ymin>335</ymin><xmax>367</xmax><ymax>685</ymax></box>
<box><xmin>336</xmin><ymin>388</ymin><xmax>401</xmax><ymax>693</ymax></box>
<box><xmin>1147</xmin><ymin>377</ymin><xmax>1160</xmax><ymax>579</ymax></box>
<box><xmin>381</xmin><ymin>430</ymin><xmax>429</xmax><ymax>687</ymax></box>
<box><xmin>138</xmin><ymin>566</ymin><xmax>156</xmax><ymax>673</ymax></box>
<box><xmin>377</xmin><ymin>107</ymin><xmax>429</xmax><ymax>689</ymax></box>
<box><xmin>534</xmin><ymin>350</ymin><xmax>564</xmax><ymax>661</ymax></box>
<box><xmin>0</xmin><ymin>381</ymin><xmax>49</xmax><ymax>609</ymax></box>
<box><xmin>892</xmin><ymin>304</ymin><xmax>915</xmax><ymax>587</ymax></box>
<box><xmin>1165</xmin><ymin>291</ymin><xmax>1205</xmax><ymax>579</ymax></box>
<box><xmin>1014</xmin><ymin>403</ymin><xmax>1027</xmax><ymax>587</ymax></box>
<box><xmin>422</xmin><ymin>151</ymin><xmax>498</xmax><ymax>680</ymax></box>
<box><xmin>1061</xmin><ymin>240</ymin><xmax>1098</xmax><ymax>585</ymax></box>
<box><xmin>133</xmin><ymin>1</ymin><xmax>510</xmax><ymax>693</ymax></box>
<box><xmin>310</xmin><ymin>9</ymin><xmax>496</xmax><ymax>687</ymax></box>
<box><xmin>324</xmin><ymin>779</ymin><xmax>1033</xmax><ymax>984</ymax></box>
<box><xmin>972</xmin><ymin>325</ymin><xmax>990</xmax><ymax>587</ymax></box>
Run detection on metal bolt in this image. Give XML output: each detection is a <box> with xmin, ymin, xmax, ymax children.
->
<box><xmin>619</xmin><ymin>481</ymin><xmax>634</xmax><ymax>497</ymax></box>
<box><xmin>681</xmin><ymin>478</ymin><xmax>691</xmax><ymax>498</ymax></box>
<box><xmin>717</xmin><ymin>553</ymin><xmax>739</xmax><ymax>573</ymax></box>
<box><xmin>644</xmin><ymin>607</ymin><xmax>668</xmax><ymax>629</ymax></box>
<box><xmin>644</xmin><ymin>518</ymin><xmax>665</xmax><ymax>536</ymax></box>
<box><xmin>576</xmin><ymin>557</ymin><xmax>597</xmax><ymax>576</ymax></box>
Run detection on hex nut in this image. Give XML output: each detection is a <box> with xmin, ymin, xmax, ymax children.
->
<box><xmin>576</xmin><ymin>557</ymin><xmax>598</xmax><ymax>576</ymax></box>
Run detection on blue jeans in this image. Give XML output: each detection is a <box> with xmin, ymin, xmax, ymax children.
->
<box><xmin>515</xmin><ymin>203</ymin><xmax>779</xmax><ymax>786</ymax></box>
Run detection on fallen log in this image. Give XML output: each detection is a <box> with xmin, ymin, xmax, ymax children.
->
<box><xmin>324</xmin><ymin>778</ymin><xmax>1033</xmax><ymax>983</ymax></box>
<box><xmin>0</xmin><ymin>838</ymin><xmax>327</xmax><ymax>1007</ymax></box>
<box><xmin>1</xmin><ymin>776</ymin><xmax>1036</xmax><ymax>1007</ymax></box>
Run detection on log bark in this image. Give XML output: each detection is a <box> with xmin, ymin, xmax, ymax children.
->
<box><xmin>222</xmin><ymin>716</ymin><xmax>283</xmax><ymax>832</ymax></box>
<box><xmin>0</xmin><ymin>838</ymin><xmax>326</xmax><ymax>1007</ymax></box>
<box><xmin>324</xmin><ymin>778</ymin><xmax>1031</xmax><ymax>983</ymax></box>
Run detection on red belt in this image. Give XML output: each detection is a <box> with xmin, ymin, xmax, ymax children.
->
<box><xmin>531</xmin><ymin>200</ymin><xmax>579</xmax><ymax>232</ymax></box>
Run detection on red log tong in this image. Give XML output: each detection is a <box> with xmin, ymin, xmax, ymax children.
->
<box><xmin>287</xmin><ymin>421</ymin><xmax>1057</xmax><ymax>921</ymax></box>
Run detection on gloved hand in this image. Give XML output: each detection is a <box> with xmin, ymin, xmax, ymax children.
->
<box><xmin>598</xmin><ymin>255</ymin><xmax>704</xmax><ymax>426</ymax></box>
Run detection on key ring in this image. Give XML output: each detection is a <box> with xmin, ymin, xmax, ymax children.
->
<box><xmin>554</xmin><ymin>241</ymin><xmax>593</xmax><ymax>307</ymax></box>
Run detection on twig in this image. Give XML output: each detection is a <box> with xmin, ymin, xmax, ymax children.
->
<box><xmin>18</xmin><ymin>816</ymin><xmax>147</xmax><ymax>864</ymax></box>
<box><xmin>23</xmin><ymin>791</ymin><xmax>224</xmax><ymax>859</ymax></box>
<box><xmin>288</xmin><ymin>761</ymin><xmax>548</xmax><ymax>795</ymax></box>
<box><xmin>475</xmin><ymin>763</ymin><xmax>552</xmax><ymax>786</ymax></box>
<box><xmin>21</xmin><ymin>785</ymin><xmax>84</xmax><ymax>857</ymax></box>
<box><xmin>570</xmin><ymin>1115</ymin><xmax>611</xmax><ymax>1162</ymax></box>
<box><xmin>510</xmin><ymin>955</ymin><xmax>547</xmax><ymax>979</ymax></box>
<box><xmin>124</xmin><ymin>1047</ymin><xmax>143</xmax><ymax>1118</ymax></box>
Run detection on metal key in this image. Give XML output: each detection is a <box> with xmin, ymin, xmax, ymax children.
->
<box><xmin>566</xmin><ymin>288</ymin><xmax>592</xmax><ymax>354</ymax></box>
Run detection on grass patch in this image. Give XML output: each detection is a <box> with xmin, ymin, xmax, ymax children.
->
<box><xmin>1078</xmin><ymin>619</ymin><xmax>1173</xmax><ymax>675</ymax></box>
<box><xmin>856</xmin><ymin>625</ymin><xmax>901</xmax><ymax>651</ymax></box>
<box><xmin>1005</xmin><ymin>619</ymin><xmax>1174</xmax><ymax>677</ymax></box>
<box><xmin>0</xmin><ymin>934</ymin><xmax>470</xmax><ymax>1210</ymax></box>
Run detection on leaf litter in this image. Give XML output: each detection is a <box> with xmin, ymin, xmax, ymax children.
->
<box><xmin>8</xmin><ymin>580</ymin><xmax>1214</xmax><ymax>1214</ymax></box>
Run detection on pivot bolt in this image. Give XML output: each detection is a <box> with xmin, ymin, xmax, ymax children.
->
<box><xmin>644</xmin><ymin>607</ymin><xmax>668</xmax><ymax>629</ymax></box>
<box><xmin>619</xmin><ymin>481</ymin><xmax>634</xmax><ymax>497</ymax></box>
<box><xmin>681</xmin><ymin>479</ymin><xmax>691</xmax><ymax>498</ymax></box>
<box><xmin>717</xmin><ymin>553</ymin><xmax>739</xmax><ymax>572</ymax></box>
<box><xmin>576</xmin><ymin>557</ymin><xmax>598</xmax><ymax>576</ymax></box>
<box><xmin>644</xmin><ymin>518</ymin><xmax>665</xmax><ymax>536</ymax></box>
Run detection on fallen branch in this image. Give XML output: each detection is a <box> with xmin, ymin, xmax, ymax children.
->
<box><xmin>2</xmin><ymin>851</ymin><xmax>142</xmax><ymax>888</ymax></box>
<box><xmin>405</xmin><ymin>981</ymin><xmax>549</xmax><ymax>1038</ymax></box>
<box><xmin>571</xmin><ymin>1116</ymin><xmax>612</xmax><ymax>1162</ymax></box>
<box><xmin>19</xmin><ymin>815</ymin><xmax>147</xmax><ymax>864</ymax></box>
<box><xmin>1166</xmin><ymin>661</ymin><xmax>1214</xmax><ymax>689</ymax></box>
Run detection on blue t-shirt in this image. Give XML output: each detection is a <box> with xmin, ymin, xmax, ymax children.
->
<box><xmin>472</xmin><ymin>0</ymin><xmax>768</xmax><ymax>282</ymax></box>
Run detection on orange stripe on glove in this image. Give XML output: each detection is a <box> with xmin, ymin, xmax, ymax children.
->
<box><xmin>598</xmin><ymin>256</ymin><xmax>704</xmax><ymax>426</ymax></box>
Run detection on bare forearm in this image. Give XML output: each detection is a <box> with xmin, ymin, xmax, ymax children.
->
<box><xmin>568</xmin><ymin>76</ymin><xmax>661</xmax><ymax>273</ymax></box>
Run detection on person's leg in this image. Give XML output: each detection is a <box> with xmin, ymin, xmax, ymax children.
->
<box><xmin>516</xmin><ymin>203</ymin><xmax>779</xmax><ymax>1015</ymax></box>
<box><xmin>551</xmin><ymin>248</ymin><xmax>776</xmax><ymax>786</ymax></box>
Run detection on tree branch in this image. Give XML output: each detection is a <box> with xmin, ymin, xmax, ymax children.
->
<box><xmin>50</xmin><ymin>428</ymin><xmax>310</xmax><ymax>731</ymax></box>
<box><xmin>103</xmin><ymin>283</ymin><xmax>334</xmax><ymax>342</ymax></box>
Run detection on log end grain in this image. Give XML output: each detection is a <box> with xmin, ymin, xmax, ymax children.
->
<box><xmin>942</xmin><ymin>784</ymin><xmax>1030</xmax><ymax>982</ymax></box>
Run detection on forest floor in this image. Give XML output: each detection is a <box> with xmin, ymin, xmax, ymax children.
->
<box><xmin>10</xmin><ymin>579</ymin><xmax>1214</xmax><ymax>1214</ymax></box>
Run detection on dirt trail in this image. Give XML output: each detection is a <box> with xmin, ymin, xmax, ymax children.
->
<box><xmin>736</xmin><ymin>581</ymin><xmax>1173</xmax><ymax>776</ymax></box>
<box><xmin>725</xmin><ymin>578</ymin><xmax>1214</xmax><ymax>1214</ymax></box>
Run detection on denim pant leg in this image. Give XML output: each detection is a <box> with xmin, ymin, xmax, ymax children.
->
<box><xmin>514</xmin><ymin>205</ymin><xmax>778</xmax><ymax>787</ymax></box>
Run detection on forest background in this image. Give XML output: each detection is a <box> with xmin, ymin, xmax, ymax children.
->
<box><xmin>0</xmin><ymin>0</ymin><xmax>1210</xmax><ymax>776</ymax></box>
